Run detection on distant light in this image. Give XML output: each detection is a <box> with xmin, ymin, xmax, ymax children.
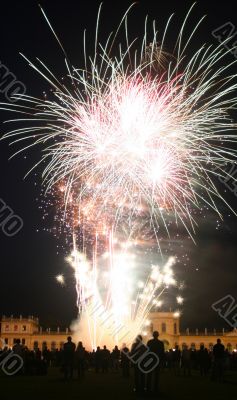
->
<box><xmin>176</xmin><ymin>296</ymin><xmax>184</xmax><ymax>304</ymax></box>
<box><xmin>56</xmin><ymin>274</ymin><xmax>65</xmax><ymax>285</ymax></box>
<box><xmin>173</xmin><ymin>311</ymin><xmax>180</xmax><ymax>318</ymax></box>
<box><xmin>138</xmin><ymin>281</ymin><xmax>144</xmax><ymax>289</ymax></box>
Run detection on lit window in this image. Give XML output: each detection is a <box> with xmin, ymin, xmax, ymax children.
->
<box><xmin>174</xmin><ymin>323</ymin><xmax>177</xmax><ymax>334</ymax></box>
<box><xmin>162</xmin><ymin>323</ymin><xmax>166</xmax><ymax>333</ymax></box>
<box><xmin>227</xmin><ymin>343</ymin><xmax>232</xmax><ymax>352</ymax></box>
<box><xmin>22</xmin><ymin>325</ymin><xmax>27</xmax><ymax>332</ymax></box>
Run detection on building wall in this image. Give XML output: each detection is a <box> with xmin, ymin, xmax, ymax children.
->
<box><xmin>0</xmin><ymin>316</ymin><xmax>69</xmax><ymax>350</ymax></box>
<box><xmin>1</xmin><ymin>313</ymin><xmax>237</xmax><ymax>351</ymax></box>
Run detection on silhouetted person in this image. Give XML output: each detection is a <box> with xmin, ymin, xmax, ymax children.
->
<box><xmin>13</xmin><ymin>339</ymin><xmax>24</xmax><ymax>357</ymax></box>
<box><xmin>181</xmin><ymin>345</ymin><xmax>191</xmax><ymax>376</ymax></box>
<box><xmin>12</xmin><ymin>339</ymin><xmax>24</xmax><ymax>375</ymax></box>
<box><xmin>35</xmin><ymin>348</ymin><xmax>42</xmax><ymax>361</ymax></box>
<box><xmin>90</xmin><ymin>350</ymin><xmax>95</xmax><ymax>369</ymax></box>
<box><xmin>101</xmin><ymin>345</ymin><xmax>110</xmax><ymax>373</ymax></box>
<box><xmin>63</xmin><ymin>336</ymin><xmax>76</xmax><ymax>380</ymax></box>
<box><xmin>147</xmin><ymin>331</ymin><xmax>165</xmax><ymax>395</ymax></box>
<box><xmin>198</xmin><ymin>345</ymin><xmax>209</xmax><ymax>376</ymax></box>
<box><xmin>167</xmin><ymin>349</ymin><xmax>173</xmax><ymax>370</ymax></box>
<box><xmin>95</xmin><ymin>346</ymin><xmax>102</xmax><ymax>373</ymax></box>
<box><xmin>42</xmin><ymin>346</ymin><xmax>51</xmax><ymax>367</ymax></box>
<box><xmin>131</xmin><ymin>335</ymin><xmax>147</xmax><ymax>395</ymax></box>
<box><xmin>121</xmin><ymin>345</ymin><xmax>130</xmax><ymax>378</ymax></box>
<box><xmin>173</xmin><ymin>345</ymin><xmax>181</xmax><ymax>376</ymax></box>
<box><xmin>111</xmin><ymin>345</ymin><xmax>120</xmax><ymax>371</ymax></box>
<box><xmin>213</xmin><ymin>338</ymin><xmax>225</xmax><ymax>382</ymax></box>
<box><xmin>76</xmin><ymin>341</ymin><xmax>86</xmax><ymax>379</ymax></box>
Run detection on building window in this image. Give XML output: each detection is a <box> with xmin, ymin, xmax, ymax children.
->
<box><xmin>191</xmin><ymin>343</ymin><xmax>196</xmax><ymax>350</ymax></box>
<box><xmin>182</xmin><ymin>343</ymin><xmax>187</xmax><ymax>349</ymax></box>
<box><xmin>174</xmin><ymin>323</ymin><xmax>177</xmax><ymax>335</ymax></box>
<box><xmin>209</xmin><ymin>343</ymin><xmax>213</xmax><ymax>350</ymax></box>
<box><xmin>13</xmin><ymin>338</ymin><xmax>18</xmax><ymax>344</ymax></box>
<box><xmin>161</xmin><ymin>323</ymin><xmax>166</xmax><ymax>333</ymax></box>
<box><xmin>22</xmin><ymin>339</ymin><xmax>25</xmax><ymax>345</ymax></box>
<box><xmin>4</xmin><ymin>338</ymin><xmax>8</xmax><ymax>345</ymax></box>
<box><xmin>5</xmin><ymin>325</ymin><xmax>9</xmax><ymax>331</ymax></box>
<box><xmin>22</xmin><ymin>325</ymin><xmax>27</xmax><ymax>332</ymax></box>
<box><xmin>60</xmin><ymin>342</ymin><xmax>64</xmax><ymax>350</ymax></box>
<box><xmin>14</xmin><ymin>325</ymin><xmax>18</xmax><ymax>332</ymax></box>
<box><xmin>227</xmin><ymin>343</ymin><xmax>232</xmax><ymax>352</ymax></box>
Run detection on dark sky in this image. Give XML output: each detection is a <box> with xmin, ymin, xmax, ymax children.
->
<box><xmin>0</xmin><ymin>0</ymin><xmax>237</xmax><ymax>331</ymax></box>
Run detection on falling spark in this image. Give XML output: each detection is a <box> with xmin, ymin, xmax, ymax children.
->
<box><xmin>56</xmin><ymin>274</ymin><xmax>65</xmax><ymax>285</ymax></box>
<box><xmin>2</xmin><ymin>5</ymin><xmax>237</xmax><ymax>241</ymax></box>
<box><xmin>176</xmin><ymin>296</ymin><xmax>184</xmax><ymax>305</ymax></box>
<box><xmin>67</xmin><ymin>233</ymin><xmax>178</xmax><ymax>349</ymax></box>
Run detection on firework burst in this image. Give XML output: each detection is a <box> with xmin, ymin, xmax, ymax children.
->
<box><xmin>2</xmin><ymin>4</ymin><xmax>237</xmax><ymax>239</ymax></box>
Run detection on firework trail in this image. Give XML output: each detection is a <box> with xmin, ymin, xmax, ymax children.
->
<box><xmin>1</xmin><ymin>5</ymin><xmax>237</xmax><ymax>347</ymax></box>
<box><xmin>2</xmin><ymin>4</ymin><xmax>237</xmax><ymax>240</ymax></box>
<box><xmin>67</xmin><ymin>233</ymin><xmax>178</xmax><ymax>350</ymax></box>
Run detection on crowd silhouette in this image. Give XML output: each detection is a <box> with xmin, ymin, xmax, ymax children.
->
<box><xmin>1</xmin><ymin>334</ymin><xmax>237</xmax><ymax>397</ymax></box>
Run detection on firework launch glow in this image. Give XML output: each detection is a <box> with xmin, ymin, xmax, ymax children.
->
<box><xmin>68</xmin><ymin>234</ymin><xmax>178</xmax><ymax>349</ymax></box>
<box><xmin>2</xmin><ymin>4</ymin><xmax>237</xmax><ymax>348</ymax></box>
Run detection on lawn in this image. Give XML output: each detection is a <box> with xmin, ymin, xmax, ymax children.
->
<box><xmin>0</xmin><ymin>368</ymin><xmax>236</xmax><ymax>400</ymax></box>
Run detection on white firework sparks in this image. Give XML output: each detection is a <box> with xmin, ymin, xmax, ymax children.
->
<box><xmin>1</xmin><ymin>4</ymin><xmax>237</xmax><ymax>238</ymax></box>
<box><xmin>56</xmin><ymin>274</ymin><xmax>65</xmax><ymax>285</ymax></box>
<box><xmin>67</xmin><ymin>236</ymin><xmax>177</xmax><ymax>350</ymax></box>
<box><xmin>1</xmin><ymin>5</ymin><xmax>237</xmax><ymax>348</ymax></box>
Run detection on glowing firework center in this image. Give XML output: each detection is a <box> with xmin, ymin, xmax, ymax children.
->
<box><xmin>68</xmin><ymin>235</ymin><xmax>178</xmax><ymax>350</ymax></box>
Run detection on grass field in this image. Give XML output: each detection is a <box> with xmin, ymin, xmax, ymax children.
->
<box><xmin>0</xmin><ymin>368</ymin><xmax>236</xmax><ymax>400</ymax></box>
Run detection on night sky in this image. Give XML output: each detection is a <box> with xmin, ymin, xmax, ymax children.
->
<box><xmin>0</xmin><ymin>0</ymin><xmax>237</xmax><ymax>332</ymax></box>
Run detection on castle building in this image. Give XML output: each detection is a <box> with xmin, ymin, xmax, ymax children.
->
<box><xmin>0</xmin><ymin>313</ymin><xmax>236</xmax><ymax>352</ymax></box>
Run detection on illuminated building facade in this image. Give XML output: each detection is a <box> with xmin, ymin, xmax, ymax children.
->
<box><xmin>0</xmin><ymin>313</ymin><xmax>236</xmax><ymax>352</ymax></box>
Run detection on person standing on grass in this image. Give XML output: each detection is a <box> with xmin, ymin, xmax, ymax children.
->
<box><xmin>101</xmin><ymin>345</ymin><xmax>110</xmax><ymax>373</ymax></box>
<box><xmin>181</xmin><ymin>345</ymin><xmax>192</xmax><ymax>376</ymax></box>
<box><xmin>130</xmin><ymin>335</ymin><xmax>147</xmax><ymax>395</ymax></box>
<box><xmin>95</xmin><ymin>346</ymin><xmax>102</xmax><ymax>373</ymax></box>
<box><xmin>198</xmin><ymin>344</ymin><xmax>209</xmax><ymax>377</ymax></box>
<box><xmin>121</xmin><ymin>345</ymin><xmax>130</xmax><ymax>378</ymax></box>
<box><xmin>212</xmin><ymin>338</ymin><xmax>225</xmax><ymax>382</ymax></box>
<box><xmin>12</xmin><ymin>339</ymin><xmax>24</xmax><ymax>375</ymax></box>
<box><xmin>111</xmin><ymin>345</ymin><xmax>120</xmax><ymax>372</ymax></box>
<box><xmin>63</xmin><ymin>336</ymin><xmax>76</xmax><ymax>380</ymax></box>
<box><xmin>173</xmin><ymin>345</ymin><xmax>181</xmax><ymax>376</ymax></box>
<box><xmin>76</xmin><ymin>341</ymin><xmax>86</xmax><ymax>379</ymax></box>
<box><xmin>146</xmin><ymin>331</ymin><xmax>165</xmax><ymax>395</ymax></box>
